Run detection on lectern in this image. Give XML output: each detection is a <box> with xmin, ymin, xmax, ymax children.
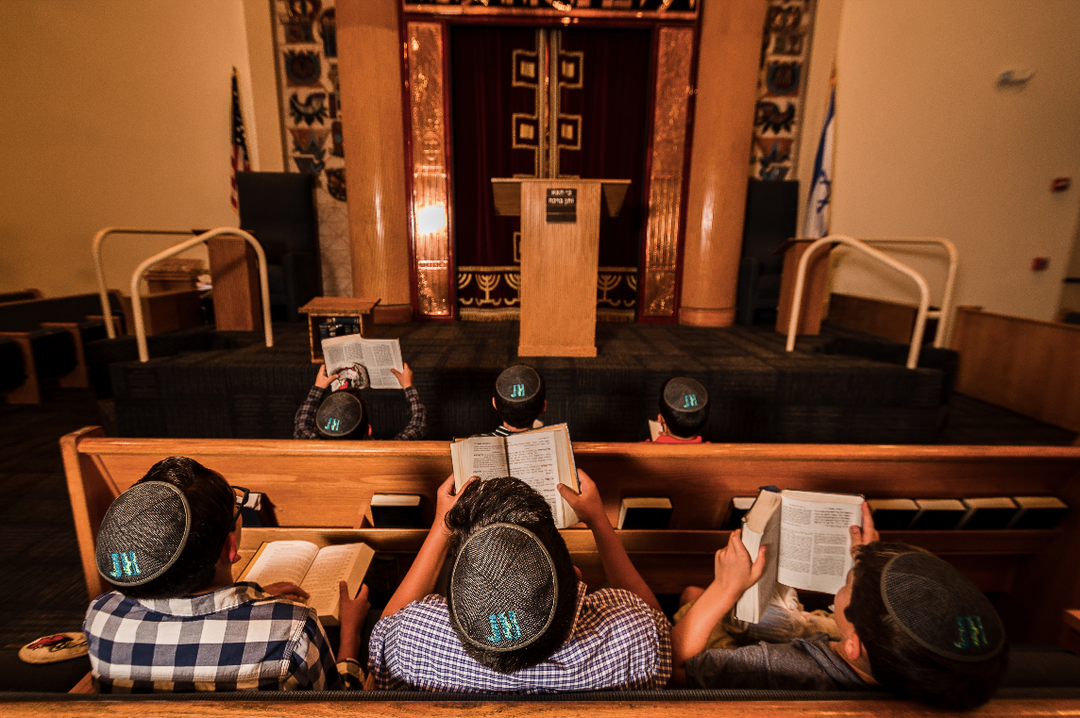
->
<box><xmin>492</xmin><ymin>178</ymin><xmax>630</xmax><ymax>357</ymax></box>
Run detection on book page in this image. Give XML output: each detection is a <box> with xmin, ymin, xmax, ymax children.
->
<box><xmin>240</xmin><ymin>540</ymin><xmax>320</xmax><ymax>588</ymax></box>
<box><xmin>549</xmin><ymin>425</ymin><xmax>579</xmax><ymax>527</ymax></box>
<box><xmin>505</xmin><ymin>429</ymin><xmax>564</xmax><ymax>526</ymax></box>
<box><xmin>299</xmin><ymin>544</ymin><xmax>373</xmax><ymax>624</ymax></box>
<box><xmin>452</xmin><ymin>436</ymin><xmax>511</xmax><ymax>492</ymax></box>
<box><xmin>776</xmin><ymin>491</ymin><xmax>862</xmax><ymax>594</ymax></box>
<box><xmin>358</xmin><ymin>339</ymin><xmax>404</xmax><ymax>389</ymax></box>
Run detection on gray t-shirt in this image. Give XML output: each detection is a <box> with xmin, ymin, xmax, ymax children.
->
<box><xmin>686</xmin><ymin>632</ymin><xmax>867</xmax><ymax>692</ymax></box>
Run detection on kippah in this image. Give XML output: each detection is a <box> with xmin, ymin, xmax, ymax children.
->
<box><xmin>881</xmin><ymin>552</ymin><xmax>1005</xmax><ymax>662</ymax></box>
<box><xmin>662</xmin><ymin>377</ymin><xmax>708</xmax><ymax>414</ymax></box>
<box><xmin>496</xmin><ymin>365</ymin><xmax>542</xmax><ymax>404</ymax></box>
<box><xmin>95</xmin><ymin>481</ymin><xmax>191</xmax><ymax>587</ymax></box>
<box><xmin>315</xmin><ymin>389</ymin><xmax>364</xmax><ymax>438</ymax></box>
<box><xmin>449</xmin><ymin>523</ymin><xmax>558</xmax><ymax>652</ymax></box>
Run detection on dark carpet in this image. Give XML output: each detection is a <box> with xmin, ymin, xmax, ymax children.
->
<box><xmin>106</xmin><ymin>322</ymin><xmax>955</xmax><ymax>444</ymax></box>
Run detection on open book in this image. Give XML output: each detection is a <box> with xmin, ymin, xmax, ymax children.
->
<box><xmin>735</xmin><ymin>489</ymin><xmax>863</xmax><ymax>624</ymax></box>
<box><xmin>450</xmin><ymin>424</ymin><xmax>580</xmax><ymax>528</ymax></box>
<box><xmin>238</xmin><ymin>540</ymin><xmax>374</xmax><ymax>626</ymax></box>
<box><xmin>321</xmin><ymin>336</ymin><xmax>404</xmax><ymax>390</ymax></box>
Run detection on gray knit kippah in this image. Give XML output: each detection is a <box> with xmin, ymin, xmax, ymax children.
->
<box><xmin>449</xmin><ymin>523</ymin><xmax>558</xmax><ymax>652</ymax></box>
<box><xmin>662</xmin><ymin>376</ymin><xmax>708</xmax><ymax>415</ymax></box>
<box><xmin>315</xmin><ymin>389</ymin><xmax>364</xmax><ymax>438</ymax></box>
<box><xmin>881</xmin><ymin>552</ymin><xmax>1005</xmax><ymax>662</ymax></box>
<box><xmin>95</xmin><ymin>481</ymin><xmax>191</xmax><ymax>587</ymax></box>
<box><xmin>496</xmin><ymin>365</ymin><xmax>542</xmax><ymax>405</ymax></box>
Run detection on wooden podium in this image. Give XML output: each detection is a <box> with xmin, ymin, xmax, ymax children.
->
<box><xmin>492</xmin><ymin>178</ymin><xmax>630</xmax><ymax>358</ymax></box>
<box><xmin>775</xmin><ymin>238</ymin><xmax>835</xmax><ymax>336</ymax></box>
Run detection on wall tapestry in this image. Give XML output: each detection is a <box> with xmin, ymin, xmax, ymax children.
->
<box><xmin>750</xmin><ymin>0</ymin><xmax>815</xmax><ymax>181</ymax></box>
<box><xmin>272</xmin><ymin>0</ymin><xmax>351</xmax><ymax>297</ymax></box>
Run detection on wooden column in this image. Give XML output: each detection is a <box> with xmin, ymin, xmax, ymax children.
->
<box><xmin>679</xmin><ymin>0</ymin><xmax>768</xmax><ymax>327</ymax></box>
<box><xmin>337</xmin><ymin>0</ymin><xmax>413</xmax><ymax>322</ymax></box>
<box><xmin>207</xmin><ymin>237</ymin><xmax>262</xmax><ymax>331</ymax></box>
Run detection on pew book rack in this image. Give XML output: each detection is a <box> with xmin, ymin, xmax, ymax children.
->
<box><xmin>54</xmin><ymin>426</ymin><xmax>1080</xmax><ymax>713</ymax></box>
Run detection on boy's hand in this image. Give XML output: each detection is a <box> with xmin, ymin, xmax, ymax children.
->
<box><xmin>262</xmin><ymin>582</ymin><xmax>310</xmax><ymax>603</ymax></box>
<box><xmin>315</xmin><ymin>364</ymin><xmax>339</xmax><ymax>389</ymax></box>
<box><xmin>713</xmin><ymin>529</ymin><xmax>767</xmax><ymax>601</ymax></box>
<box><xmin>338</xmin><ymin>582</ymin><xmax>370</xmax><ymax>634</ymax></box>
<box><xmin>391</xmin><ymin>363</ymin><xmax>414</xmax><ymax>389</ymax></box>
<box><xmin>435</xmin><ymin>474</ymin><xmax>476</xmax><ymax>526</ymax></box>
<box><xmin>557</xmin><ymin>469</ymin><xmax>605</xmax><ymax>528</ymax></box>
<box><xmin>850</xmin><ymin>501</ymin><xmax>880</xmax><ymax>553</ymax></box>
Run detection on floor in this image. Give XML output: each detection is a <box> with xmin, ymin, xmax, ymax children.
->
<box><xmin>0</xmin><ymin>382</ymin><xmax>1074</xmax><ymax>671</ymax></box>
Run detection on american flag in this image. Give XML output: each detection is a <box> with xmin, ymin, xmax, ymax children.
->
<box><xmin>230</xmin><ymin>68</ymin><xmax>251</xmax><ymax>213</ymax></box>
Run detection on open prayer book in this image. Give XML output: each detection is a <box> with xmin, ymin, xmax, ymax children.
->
<box><xmin>238</xmin><ymin>540</ymin><xmax>374</xmax><ymax>626</ymax></box>
<box><xmin>735</xmin><ymin>489</ymin><xmax>863</xmax><ymax>624</ymax></box>
<box><xmin>321</xmin><ymin>336</ymin><xmax>404</xmax><ymax>390</ymax></box>
<box><xmin>450</xmin><ymin>424</ymin><xmax>580</xmax><ymax>528</ymax></box>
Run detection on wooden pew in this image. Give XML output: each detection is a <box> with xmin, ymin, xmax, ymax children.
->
<box><xmin>55</xmin><ymin>429</ymin><xmax>1080</xmax><ymax>715</ymax></box>
<box><xmin>62</xmin><ymin>428</ymin><xmax>1080</xmax><ymax>646</ymax></box>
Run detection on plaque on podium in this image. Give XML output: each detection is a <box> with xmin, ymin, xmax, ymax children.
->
<box><xmin>491</xmin><ymin>178</ymin><xmax>630</xmax><ymax>358</ymax></box>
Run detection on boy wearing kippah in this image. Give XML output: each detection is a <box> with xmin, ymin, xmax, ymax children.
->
<box><xmin>670</xmin><ymin>506</ymin><xmax>1009</xmax><ymax>710</ymax></box>
<box><xmin>84</xmin><ymin>456</ymin><xmax>371</xmax><ymax>692</ymax></box>
<box><xmin>294</xmin><ymin>362</ymin><xmax>427</xmax><ymax>440</ymax></box>
<box><xmin>648</xmin><ymin>376</ymin><xmax>710</xmax><ymax>443</ymax></box>
<box><xmin>487</xmin><ymin>364</ymin><xmax>547</xmax><ymax>436</ymax></box>
<box><xmin>367</xmin><ymin>472</ymin><xmax>672</xmax><ymax>692</ymax></box>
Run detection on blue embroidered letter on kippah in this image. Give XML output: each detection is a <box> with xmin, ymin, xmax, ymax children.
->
<box><xmin>683</xmin><ymin>393</ymin><xmax>698</xmax><ymax>408</ymax></box>
<box><xmin>511</xmin><ymin>384</ymin><xmax>525</xmax><ymax>398</ymax></box>
<box><xmin>487</xmin><ymin>615</ymin><xmax>502</xmax><ymax>643</ymax></box>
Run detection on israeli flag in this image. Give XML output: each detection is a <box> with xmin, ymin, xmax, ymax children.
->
<box><xmin>803</xmin><ymin>82</ymin><xmax>836</xmax><ymax>238</ymax></box>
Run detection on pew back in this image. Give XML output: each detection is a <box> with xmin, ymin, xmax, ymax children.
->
<box><xmin>61</xmin><ymin>427</ymin><xmax>1080</xmax><ymax>645</ymax></box>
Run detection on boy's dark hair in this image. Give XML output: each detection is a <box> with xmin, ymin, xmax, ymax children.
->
<box><xmin>846</xmin><ymin>542</ymin><xmax>1009</xmax><ymax>710</ymax></box>
<box><xmin>113</xmin><ymin>457</ymin><xmax>234</xmax><ymax>600</ymax></box>
<box><xmin>494</xmin><ymin>365</ymin><xmax>545</xmax><ymax>430</ymax></box>
<box><xmin>659</xmin><ymin>376</ymin><xmax>710</xmax><ymax>439</ymax></box>
<box><xmin>444</xmin><ymin>477</ymin><xmax>578</xmax><ymax>674</ymax></box>
<box><xmin>316</xmin><ymin>388</ymin><xmax>370</xmax><ymax>440</ymax></box>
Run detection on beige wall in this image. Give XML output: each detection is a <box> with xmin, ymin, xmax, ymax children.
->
<box><xmin>0</xmin><ymin>1</ymin><xmax>281</xmax><ymax>298</ymax></box>
<box><xmin>811</xmin><ymin>0</ymin><xmax>1080</xmax><ymax>323</ymax></box>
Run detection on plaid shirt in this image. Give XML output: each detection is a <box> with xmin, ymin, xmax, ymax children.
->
<box><xmin>84</xmin><ymin>583</ymin><xmax>362</xmax><ymax>693</ymax></box>
<box><xmin>293</xmin><ymin>385</ymin><xmax>427</xmax><ymax>440</ymax></box>
<box><xmin>368</xmin><ymin>583</ymin><xmax>672</xmax><ymax>693</ymax></box>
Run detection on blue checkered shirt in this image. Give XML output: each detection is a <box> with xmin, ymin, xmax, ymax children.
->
<box><xmin>84</xmin><ymin>583</ymin><xmax>362</xmax><ymax>692</ymax></box>
<box><xmin>294</xmin><ymin>385</ymin><xmax>427</xmax><ymax>440</ymax></box>
<box><xmin>368</xmin><ymin>583</ymin><xmax>672</xmax><ymax>692</ymax></box>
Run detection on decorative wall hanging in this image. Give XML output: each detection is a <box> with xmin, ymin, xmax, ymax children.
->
<box><xmin>750</xmin><ymin>0</ymin><xmax>815</xmax><ymax>181</ymax></box>
<box><xmin>272</xmin><ymin>0</ymin><xmax>351</xmax><ymax>297</ymax></box>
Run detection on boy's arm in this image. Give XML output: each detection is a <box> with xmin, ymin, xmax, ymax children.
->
<box><xmin>391</xmin><ymin>363</ymin><xmax>428</xmax><ymax>440</ymax></box>
<box><xmin>557</xmin><ymin>470</ymin><xmax>663</xmax><ymax>613</ymax></box>
<box><xmin>380</xmin><ymin>474</ymin><xmax>475</xmax><ymax>619</ymax></box>
<box><xmin>294</xmin><ymin>366</ymin><xmax>337</xmax><ymax>439</ymax></box>
<box><xmin>668</xmin><ymin>530</ymin><xmax>766</xmax><ymax>687</ymax></box>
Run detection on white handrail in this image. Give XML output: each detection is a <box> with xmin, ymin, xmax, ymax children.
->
<box><xmin>129</xmin><ymin>228</ymin><xmax>273</xmax><ymax>362</ymax></box>
<box><xmin>857</xmin><ymin>238</ymin><xmax>958</xmax><ymax>348</ymax></box>
<box><xmin>785</xmin><ymin>234</ymin><xmax>931</xmax><ymax>369</ymax></box>
<box><xmin>92</xmin><ymin>227</ymin><xmax>195</xmax><ymax>338</ymax></box>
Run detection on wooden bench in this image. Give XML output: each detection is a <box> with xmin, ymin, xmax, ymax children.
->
<box><xmin>55</xmin><ymin>428</ymin><xmax>1080</xmax><ymax>713</ymax></box>
<box><xmin>0</xmin><ymin>292</ymin><xmax>126</xmax><ymax>403</ymax></box>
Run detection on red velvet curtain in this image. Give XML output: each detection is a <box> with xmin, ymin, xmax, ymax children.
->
<box><xmin>450</xmin><ymin>26</ymin><xmax>652</xmax><ymax>315</ymax></box>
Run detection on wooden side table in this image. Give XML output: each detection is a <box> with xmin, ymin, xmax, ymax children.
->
<box><xmin>775</xmin><ymin>239</ymin><xmax>835</xmax><ymax>336</ymax></box>
<box><xmin>299</xmin><ymin>297</ymin><xmax>380</xmax><ymax>363</ymax></box>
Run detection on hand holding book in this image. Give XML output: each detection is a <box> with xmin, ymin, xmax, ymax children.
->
<box><xmin>715</xmin><ymin>528</ymin><xmax>767</xmax><ymax>603</ymax></box>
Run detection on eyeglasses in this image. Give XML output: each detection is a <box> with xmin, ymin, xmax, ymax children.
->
<box><xmin>231</xmin><ymin>485</ymin><xmax>251</xmax><ymax>526</ymax></box>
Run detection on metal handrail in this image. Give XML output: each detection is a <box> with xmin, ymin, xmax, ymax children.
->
<box><xmin>858</xmin><ymin>238</ymin><xmax>959</xmax><ymax>349</ymax></box>
<box><xmin>92</xmin><ymin>227</ymin><xmax>195</xmax><ymax>338</ymax></box>
<box><xmin>785</xmin><ymin>235</ymin><xmax>933</xmax><ymax>370</ymax></box>
<box><xmin>127</xmin><ymin>228</ymin><xmax>273</xmax><ymax>362</ymax></box>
